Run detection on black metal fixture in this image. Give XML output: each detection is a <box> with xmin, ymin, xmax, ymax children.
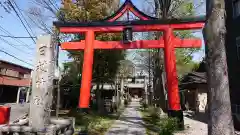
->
<box><xmin>123</xmin><ymin>26</ymin><xmax>133</xmax><ymax>44</ymax></box>
<box><xmin>123</xmin><ymin>8</ymin><xmax>132</xmax><ymax>44</ymax></box>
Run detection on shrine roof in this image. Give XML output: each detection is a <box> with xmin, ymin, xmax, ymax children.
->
<box><xmin>181</xmin><ymin>72</ymin><xmax>207</xmax><ymax>84</ymax></box>
<box><xmin>54</xmin><ymin>16</ymin><xmax>206</xmax><ymax>28</ymax></box>
<box><xmin>102</xmin><ymin>0</ymin><xmax>157</xmax><ymax>21</ymax></box>
<box><xmin>179</xmin><ymin>61</ymin><xmax>207</xmax><ymax>90</ymax></box>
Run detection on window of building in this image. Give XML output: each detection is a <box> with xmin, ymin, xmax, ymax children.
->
<box><xmin>19</xmin><ymin>72</ymin><xmax>24</xmax><ymax>79</ymax></box>
<box><xmin>233</xmin><ymin>0</ymin><xmax>240</xmax><ymax>18</ymax></box>
<box><xmin>6</xmin><ymin>69</ymin><xmax>18</xmax><ymax>77</ymax></box>
<box><xmin>236</xmin><ymin>36</ymin><xmax>240</xmax><ymax>60</ymax></box>
<box><xmin>24</xmin><ymin>74</ymin><xmax>30</xmax><ymax>79</ymax></box>
<box><xmin>0</xmin><ymin>68</ymin><xmax>3</xmax><ymax>74</ymax></box>
<box><xmin>0</xmin><ymin>68</ymin><xmax>6</xmax><ymax>75</ymax></box>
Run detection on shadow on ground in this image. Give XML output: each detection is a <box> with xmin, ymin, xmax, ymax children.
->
<box><xmin>123</xmin><ymin>116</ymin><xmax>161</xmax><ymax>132</ymax></box>
<box><xmin>184</xmin><ymin>111</ymin><xmax>208</xmax><ymax>124</ymax></box>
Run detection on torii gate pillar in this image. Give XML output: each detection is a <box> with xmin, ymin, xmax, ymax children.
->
<box><xmin>164</xmin><ymin>28</ymin><xmax>183</xmax><ymax>127</ymax></box>
<box><xmin>79</xmin><ymin>31</ymin><xmax>95</xmax><ymax>108</ymax></box>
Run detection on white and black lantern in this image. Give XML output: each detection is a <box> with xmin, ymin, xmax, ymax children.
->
<box><xmin>123</xmin><ymin>26</ymin><xmax>133</xmax><ymax>43</ymax></box>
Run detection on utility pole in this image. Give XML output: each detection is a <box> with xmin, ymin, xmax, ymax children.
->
<box><xmin>29</xmin><ymin>34</ymin><xmax>57</xmax><ymax>132</ymax></box>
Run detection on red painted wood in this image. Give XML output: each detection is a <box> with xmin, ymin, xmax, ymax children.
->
<box><xmin>61</xmin><ymin>38</ymin><xmax>201</xmax><ymax>50</ymax></box>
<box><xmin>127</xmin><ymin>6</ymin><xmax>149</xmax><ymax>20</ymax></box>
<box><xmin>164</xmin><ymin>28</ymin><xmax>181</xmax><ymax>111</ymax></box>
<box><xmin>59</xmin><ymin>23</ymin><xmax>204</xmax><ymax>33</ymax></box>
<box><xmin>62</xmin><ymin>40</ymin><xmax>164</xmax><ymax>50</ymax></box>
<box><xmin>107</xmin><ymin>1</ymin><xmax>150</xmax><ymax>22</ymax></box>
<box><xmin>0</xmin><ymin>76</ymin><xmax>30</xmax><ymax>87</ymax></box>
<box><xmin>79</xmin><ymin>31</ymin><xmax>95</xmax><ymax>108</ymax></box>
<box><xmin>108</xmin><ymin>5</ymin><xmax>128</xmax><ymax>22</ymax></box>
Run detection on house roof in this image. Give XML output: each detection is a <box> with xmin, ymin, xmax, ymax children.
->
<box><xmin>179</xmin><ymin>60</ymin><xmax>207</xmax><ymax>89</ymax></box>
<box><xmin>181</xmin><ymin>72</ymin><xmax>207</xmax><ymax>84</ymax></box>
<box><xmin>196</xmin><ymin>60</ymin><xmax>206</xmax><ymax>72</ymax></box>
<box><xmin>0</xmin><ymin>59</ymin><xmax>32</xmax><ymax>71</ymax></box>
<box><xmin>180</xmin><ymin>72</ymin><xmax>207</xmax><ymax>90</ymax></box>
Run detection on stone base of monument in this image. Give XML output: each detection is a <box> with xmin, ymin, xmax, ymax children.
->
<box><xmin>0</xmin><ymin>117</ymin><xmax>75</xmax><ymax>135</ymax></box>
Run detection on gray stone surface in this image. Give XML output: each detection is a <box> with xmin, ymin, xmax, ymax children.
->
<box><xmin>3</xmin><ymin>103</ymin><xmax>29</xmax><ymax>122</ymax></box>
<box><xmin>105</xmin><ymin>100</ymin><xmax>146</xmax><ymax>135</ymax></box>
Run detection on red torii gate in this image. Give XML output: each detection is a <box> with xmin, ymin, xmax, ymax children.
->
<box><xmin>54</xmin><ymin>0</ymin><xmax>205</xmax><ymax>127</ymax></box>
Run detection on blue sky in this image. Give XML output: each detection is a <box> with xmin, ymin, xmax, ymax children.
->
<box><xmin>0</xmin><ymin>0</ymin><xmax>205</xmax><ymax>70</ymax></box>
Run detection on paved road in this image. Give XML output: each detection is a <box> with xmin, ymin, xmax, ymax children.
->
<box><xmin>3</xmin><ymin>103</ymin><xmax>29</xmax><ymax>122</ymax></box>
<box><xmin>105</xmin><ymin>100</ymin><xmax>146</xmax><ymax>135</ymax></box>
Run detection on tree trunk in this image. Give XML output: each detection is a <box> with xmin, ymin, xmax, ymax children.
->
<box><xmin>100</xmin><ymin>84</ymin><xmax>104</xmax><ymax>113</ymax></box>
<box><xmin>203</xmin><ymin>0</ymin><xmax>234</xmax><ymax>134</ymax></box>
<box><xmin>96</xmin><ymin>83</ymin><xmax>102</xmax><ymax>113</ymax></box>
<box><xmin>153</xmin><ymin>0</ymin><xmax>168</xmax><ymax>112</ymax></box>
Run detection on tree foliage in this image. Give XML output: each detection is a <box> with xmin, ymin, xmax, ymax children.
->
<box><xmin>59</xmin><ymin>0</ymin><xmax>126</xmax><ymax>82</ymax></box>
<box><xmin>13</xmin><ymin>0</ymin><xmax>124</xmax><ymax>107</ymax></box>
<box><xmin>132</xmin><ymin>0</ymin><xmax>203</xmax><ymax>109</ymax></box>
<box><xmin>58</xmin><ymin>0</ymin><xmax>126</xmax><ymax>107</ymax></box>
<box><xmin>118</xmin><ymin>60</ymin><xmax>136</xmax><ymax>78</ymax></box>
<box><xmin>135</xmin><ymin>0</ymin><xmax>202</xmax><ymax>77</ymax></box>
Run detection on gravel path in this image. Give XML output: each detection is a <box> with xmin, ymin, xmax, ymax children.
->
<box><xmin>174</xmin><ymin>116</ymin><xmax>207</xmax><ymax>135</ymax></box>
<box><xmin>105</xmin><ymin>100</ymin><xmax>146</xmax><ymax>135</ymax></box>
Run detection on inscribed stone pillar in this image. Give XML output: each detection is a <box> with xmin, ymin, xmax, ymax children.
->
<box><xmin>29</xmin><ymin>35</ymin><xmax>56</xmax><ymax>132</ymax></box>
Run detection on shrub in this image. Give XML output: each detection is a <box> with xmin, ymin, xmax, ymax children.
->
<box><xmin>148</xmin><ymin>106</ymin><xmax>161</xmax><ymax>119</ymax></box>
<box><xmin>159</xmin><ymin>117</ymin><xmax>178</xmax><ymax>135</ymax></box>
<box><xmin>142</xmin><ymin>102</ymin><xmax>148</xmax><ymax>109</ymax></box>
<box><xmin>87</xmin><ymin>117</ymin><xmax>112</xmax><ymax>134</ymax></box>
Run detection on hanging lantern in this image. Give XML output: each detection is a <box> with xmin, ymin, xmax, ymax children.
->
<box><xmin>123</xmin><ymin>26</ymin><xmax>133</xmax><ymax>44</ymax></box>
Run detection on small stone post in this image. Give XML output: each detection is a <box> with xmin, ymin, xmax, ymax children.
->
<box><xmin>144</xmin><ymin>77</ymin><xmax>148</xmax><ymax>104</ymax></box>
<box><xmin>26</xmin><ymin>88</ymin><xmax>30</xmax><ymax>103</ymax></box>
<box><xmin>16</xmin><ymin>87</ymin><xmax>21</xmax><ymax>104</ymax></box>
<box><xmin>120</xmin><ymin>78</ymin><xmax>124</xmax><ymax>104</ymax></box>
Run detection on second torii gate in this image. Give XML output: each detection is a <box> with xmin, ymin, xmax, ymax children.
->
<box><xmin>54</xmin><ymin>0</ymin><xmax>205</xmax><ymax>128</ymax></box>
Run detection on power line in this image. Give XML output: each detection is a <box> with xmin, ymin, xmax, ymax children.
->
<box><xmin>23</xmin><ymin>10</ymin><xmax>52</xmax><ymax>34</ymax></box>
<box><xmin>0</xmin><ymin>34</ymin><xmax>37</xmax><ymax>39</ymax></box>
<box><xmin>51</xmin><ymin>0</ymin><xmax>59</xmax><ymax>8</ymax></box>
<box><xmin>11</xmin><ymin>0</ymin><xmax>36</xmax><ymax>36</ymax></box>
<box><xmin>0</xmin><ymin>37</ymin><xmax>33</xmax><ymax>55</ymax></box>
<box><xmin>0</xmin><ymin>49</ymin><xmax>33</xmax><ymax>66</ymax></box>
<box><xmin>48</xmin><ymin>0</ymin><xmax>59</xmax><ymax>11</ymax></box>
<box><xmin>7</xmin><ymin>0</ymin><xmax>36</xmax><ymax>44</ymax></box>
<box><xmin>0</xmin><ymin>25</ymin><xmax>34</xmax><ymax>50</ymax></box>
